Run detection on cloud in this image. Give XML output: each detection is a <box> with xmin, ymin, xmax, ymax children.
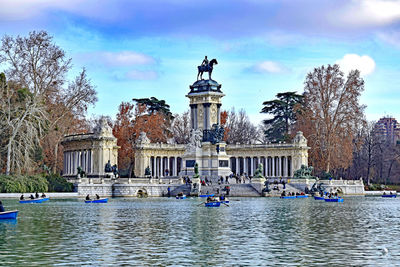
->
<box><xmin>101</xmin><ymin>51</ymin><xmax>155</xmax><ymax>66</ymax></box>
<box><xmin>337</xmin><ymin>0</ymin><xmax>400</xmax><ymax>27</ymax></box>
<box><xmin>251</xmin><ymin>61</ymin><xmax>288</xmax><ymax>74</ymax></box>
<box><xmin>377</xmin><ymin>30</ymin><xmax>400</xmax><ymax>48</ymax></box>
<box><xmin>79</xmin><ymin>51</ymin><xmax>156</xmax><ymax>67</ymax></box>
<box><xmin>2</xmin><ymin>0</ymin><xmax>400</xmax><ymax>44</ymax></box>
<box><xmin>336</xmin><ymin>54</ymin><xmax>376</xmax><ymax>76</ymax></box>
<box><xmin>125</xmin><ymin>70</ymin><xmax>157</xmax><ymax>80</ymax></box>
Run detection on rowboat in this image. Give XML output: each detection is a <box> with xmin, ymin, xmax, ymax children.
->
<box><xmin>19</xmin><ymin>197</ymin><xmax>50</xmax><ymax>204</ymax></box>
<box><xmin>314</xmin><ymin>196</ymin><xmax>325</xmax><ymax>200</ymax></box>
<box><xmin>324</xmin><ymin>198</ymin><xmax>343</xmax><ymax>202</ymax></box>
<box><xmin>296</xmin><ymin>195</ymin><xmax>309</xmax><ymax>198</ymax></box>
<box><xmin>85</xmin><ymin>198</ymin><xmax>108</xmax><ymax>203</ymax></box>
<box><xmin>200</xmin><ymin>194</ymin><xmax>214</xmax><ymax>197</ymax></box>
<box><xmin>205</xmin><ymin>202</ymin><xmax>221</xmax><ymax>207</ymax></box>
<box><xmin>176</xmin><ymin>195</ymin><xmax>187</xmax><ymax>199</ymax></box>
<box><xmin>280</xmin><ymin>196</ymin><xmax>296</xmax><ymax>199</ymax></box>
<box><xmin>382</xmin><ymin>194</ymin><xmax>397</xmax><ymax>198</ymax></box>
<box><xmin>0</xmin><ymin>210</ymin><xmax>18</xmax><ymax>220</ymax></box>
<box><xmin>220</xmin><ymin>200</ymin><xmax>230</xmax><ymax>204</ymax></box>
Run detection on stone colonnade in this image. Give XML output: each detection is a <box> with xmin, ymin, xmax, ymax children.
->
<box><xmin>229</xmin><ymin>156</ymin><xmax>292</xmax><ymax>177</ymax></box>
<box><xmin>63</xmin><ymin>150</ymin><xmax>93</xmax><ymax>175</ymax></box>
<box><xmin>134</xmin><ymin>142</ymin><xmax>186</xmax><ymax>178</ymax></box>
<box><xmin>149</xmin><ymin>156</ymin><xmax>183</xmax><ymax>177</ymax></box>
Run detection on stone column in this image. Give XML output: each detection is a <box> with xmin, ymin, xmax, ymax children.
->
<box><xmin>190</xmin><ymin>104</ymin><xmax>196</xmax><ymax>129</ymax></box>
<box><xmin>161</xmin><ymin>157</ymin><xmax>164</xmax><ymax>177</ymax></box>
<box><xmin>235</xmin><ymin>157</ymin><xmax>239</xmax><ymax>175</ymax></box>
<box><xmin>243</xmin><ymin>157</ymin><xmax>247</xmax><ymax>175</ymax></box>
<box><xmin>250</xmin><ymin>158</ymin><xmax>253</xmax><ymax>176</ymax></box>
<box><xmin>284</xmin><ymin>157</ymin><xmax>288</xmax><ymax>177</ymax></box>
<box><xmin>217</xmin><ymin>104</ymin><xmax>222</xmax><ymax>125</ymax></box>
<box><xmin>272</xmin><ymin>157</ymin><xmax>275</xmax><ymax>177</ymax></box>
<box><xmin>194</xmin><ymin>105</ymin><xmax>198</xmax><ymax>129</ymax></box>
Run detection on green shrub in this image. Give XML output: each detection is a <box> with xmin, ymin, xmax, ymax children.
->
<box><xmin>0</xmin><ymin>174</ymin><xmax>48</xmax><ymax>193</ymax></box>
<box><xmin>45</xmin><ymin>174</ymin><xmax>74</xmax><ymax>192</ymax></box>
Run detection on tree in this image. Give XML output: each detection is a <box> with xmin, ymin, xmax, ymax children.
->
<box><xmin>0</xmin><ymin>74</ymin><xmax>47</xmax><ymax>174</ymax></box>
<box><xmin>296</xmin><ymin>64</ymin><xmax>365</xmax><ymax>174</ymax></box>
<box><xmin>113</xmin><ymin>102</ymin><xmax>135</xmax><ymax>172</ymax></box>
<box><xmin>261</xmin><ymin>91</ymin><xmax>303</xmax><ymax>142</ymax></box>
<box><xmin>132</xmin><ymin>97</ymin><xmax>173</xmax><ymax>118</ymax></box>
<box><xmin>171</xmin><ymin>110</ymin><xmax>190</xmax><ymax>144</ymax></box>
<box><xmin>0</xmin><ymin>31</ymin><xmax>97</xmax><ymax>174</ymax></box>
<box><xmin>224</xmin><ymin>108</ymin><xmax>259</xmax><ymax>144</ymax></box>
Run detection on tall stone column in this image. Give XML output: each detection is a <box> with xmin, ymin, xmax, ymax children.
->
<box><xmin>272</xmin><ymin>157</ymin><xmax>275</xmax><ymax>177</ymax></box>
<box><xmin>236</xmin><ymin>157</ymin><xmax>239</xmax><ymax>175</ymax></box>
<box><xmin>243</xmin><ymin>157</ymin><xmax>247</xmax><ymax>175</ymax></box>
<box><xmin>250</xmin><ymin>158</ymin><xmax>253</xmax><ymax>176</ymax></box>
<box><xmin>203</xmin><ymin>103</ymin><xmax>211</xmax><ymax>130</ymax></box>
<box><xmin>217</xmin><ymin>104</ymin><xmax>222</xmax><ymax>124</ymax></box>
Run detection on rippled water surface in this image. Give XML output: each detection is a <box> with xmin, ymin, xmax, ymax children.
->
<box><xmin>0</xmin><ymin>197</ymin><xmax>399</xmax><ymax>266</ymax></box>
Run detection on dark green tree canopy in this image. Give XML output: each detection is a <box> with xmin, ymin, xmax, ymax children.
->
<box><xmin>132</xmin><ymin>97</ymin><xmax>173</xmax><ymax>118</ymax></box>
<box><xmin>261</xmin><ymin>91</ymin><xmax>303</xmax><ymax>142</ymax></box>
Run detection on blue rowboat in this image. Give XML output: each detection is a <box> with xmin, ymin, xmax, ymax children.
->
<box><xmin>85</xmin><ymin>198</ymin><xmax>108</xmax><ymax>203</ymax></box>
<box><xmin>200</xmin><ymin>194</ymin><xmax>214</xmax><ymax>197</ymax></box>
<box><xmin>220</xmin><ymin>200</ymin><xmax>230</xmax><ymax>204</ymax></box>
<box><xmin>205</xmin><ymin>202</ymin><xmax>221</xmax><ymax>207</ymax></box>
<box><xmin>296</xmin><ymin>195</ymin><xmax>309</xmax><ymax>198</ymax></box>
<box><xmin>19</xmin><ymin>197</ymin><xmax>49</xmax><ymax>204</ymax></box>
<box><xmin>0</xmin><ymin>210</ymin><xmax>18</xmax><ymax>219</ymax></box>
<box><xmin>176</xmin><ymin>195</ymin><xmax>187</xmax><ymax>199</ymax></box>
<box><xmin>325</xmin><ymin>198</ymin><xmax>343</xmax><ymax>203</ymax></box>
<box><xmin>280</xmin><ymin>196</ymin><xmax>296</xmax><ymax>199</ymax></box>
<box><xmin>382</xmin><ymin>195</ymin><xmax>397</xmax><ymax>198</ymax></box>
<box><xmin>314</xmin><ymin>196</ymin><xmax>325</xmax><ymax>200</ymax></box>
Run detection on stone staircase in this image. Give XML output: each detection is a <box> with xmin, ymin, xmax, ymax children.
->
<box><xmin>199</xmin><ymin>183</ymin><xmax>261</xmax><ymax>197</ymax></box>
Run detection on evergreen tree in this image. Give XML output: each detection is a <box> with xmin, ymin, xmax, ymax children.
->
<box><xmin>261</xmin><ymin>92</ymin><xmax>303</xmax><ymax>142</ymax></box>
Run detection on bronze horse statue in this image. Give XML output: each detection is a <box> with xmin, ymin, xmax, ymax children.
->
<box><xmin>197</xmin><ymin>58</ymin><xmax>218</xmax><ymax>80</ymax></box>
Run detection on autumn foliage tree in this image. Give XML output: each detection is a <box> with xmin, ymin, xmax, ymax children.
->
<box><xmin>113</xmin><ymin>98</ymin><xmax>173</xmax><ymax>176</ymax></box>
<box><xmin>295</xmin><ymin>64</ymin><xmax>365</xmax><ymax>174</ymax></box>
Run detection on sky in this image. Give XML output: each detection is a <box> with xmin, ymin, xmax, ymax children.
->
<box><xmin>1</xmin><ymin>0</ymin><xmax>400</xmax><ymax>124</ymax></box>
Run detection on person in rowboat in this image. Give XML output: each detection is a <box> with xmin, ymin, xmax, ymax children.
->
<box><xmin>96</xmin><ymin>194</ymin><xmax>100</xmax><ymax>200</ymax></box>
<box><xmin>41</xmin><ymin>193</ymin><xmax>46</xmax><ymax>198</ymax></box>
<box><xmin>35</xmin><ymin>192</ymin><xmax>39</xmax><ymax>199</ymax></box>
<box><xmin>20</xmin><ymin>194</ymin><xmax>24</xmax><ymax>200</ymax></box>
<box><xmin>0</xmin><ymin>201</ymin><xmax>4</xmax><ymax>212</ymax></box>
<box><xmin>29</xmin><ymin>194</ymin><xmax>35</xmax><ymax>199</ymax></box>
<box><xmin>85</xmin><ymin>194</ymin><xmax>91</xmax><ymax>201</ymax></box>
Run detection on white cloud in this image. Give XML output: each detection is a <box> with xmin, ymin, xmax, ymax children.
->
<box><xmin>125</xmin><ymin>70</ymin><xmax>157</xmax><ymax>80</ymax></box>
<box><xmin>338</xmin><ymin>0</ymin><xmax>400</xmax><ymax>27</ymax></box>
<box><xmin>336</xmin><ymin>54</ymin><xmax>376</xmax><ymax>76</ymax></box>
<box><xmin>252</xmin><ymin>61</ymin><xmax>287</xmax><ymax>74</ymax></box>
<box><xmin>101</xmin><ymin>51</ymin><xmax>155</xmax><ymax>66</ymax></box>
<box><xmin>377</xmin><ymin>30</ymin><xmax>400</xmax><ymax>48</ymax></box>
<box><xmin>0</xmin><ymin>0</ymin><xmax>84</xmax><ymax>19</ymax></box>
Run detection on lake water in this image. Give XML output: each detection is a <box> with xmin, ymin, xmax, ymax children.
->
<box><xmin>0</xmin><ymin>196</ymin><xmax>399</xmax><ymax>266</ymax></box>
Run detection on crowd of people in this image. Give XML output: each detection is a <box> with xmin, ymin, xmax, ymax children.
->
<box><xmin>20</xmin><ymin>192</ymin><xmax>46</xmax><ymax>200</ymax></box>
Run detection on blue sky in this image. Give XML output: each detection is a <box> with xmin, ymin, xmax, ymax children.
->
<box><xmin>1</xmin><ymin>0</ymin><xmax>400</xmax><ymax>124</ymax></box>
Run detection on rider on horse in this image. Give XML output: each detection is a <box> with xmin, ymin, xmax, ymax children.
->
<box><xmin>201</xmin><ymin>56</ymin><xmax>209</xmax><ymax>67</ymax></box>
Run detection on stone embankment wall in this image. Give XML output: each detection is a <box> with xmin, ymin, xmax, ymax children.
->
<box><xmin>73</xmin><ymin>177</ymin><xmax>365</xmax><ymax>197</ymax></box>
<box><xmin>288</xmin><ymin>178</ymin><xmax>365</xmax><ymax>195</ymax></box>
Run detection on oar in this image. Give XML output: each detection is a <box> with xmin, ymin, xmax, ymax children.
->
<box><xmin>197</xmin><ymin>202</ymin><xmax>206</xmax><ymax>206</ymax></box>
<box><xmin>222</xmin><ymin>202</ymin><xmax>230</xmax><ymax>207</ymax></box>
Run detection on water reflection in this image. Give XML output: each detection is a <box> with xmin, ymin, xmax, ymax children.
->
<box><xmin>0</xmin><ymin>197</ymin><xmax>399</xmax><ymax>266</ymax></box>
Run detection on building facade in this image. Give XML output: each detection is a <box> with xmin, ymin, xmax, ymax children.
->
<box><xmin>375</xmin><ymin>117</ymin><xmax>400</xmax><ymax>144</ymax></box>
<box><xmin>62</xmin><ymin>68</ymin><xmax>309</xmax><ymax>180</ymax></box>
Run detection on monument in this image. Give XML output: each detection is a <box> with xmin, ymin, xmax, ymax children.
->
<box><xmin>182</xmin><ymin>57</ymin><xmax>231</xmax><ymax>181</ymax></box>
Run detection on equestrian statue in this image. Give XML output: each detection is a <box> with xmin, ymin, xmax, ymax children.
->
<box><xmin>197</xmin><ymin>56</ymin><xmax>218</xmax><ymax>80</ymax></box>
